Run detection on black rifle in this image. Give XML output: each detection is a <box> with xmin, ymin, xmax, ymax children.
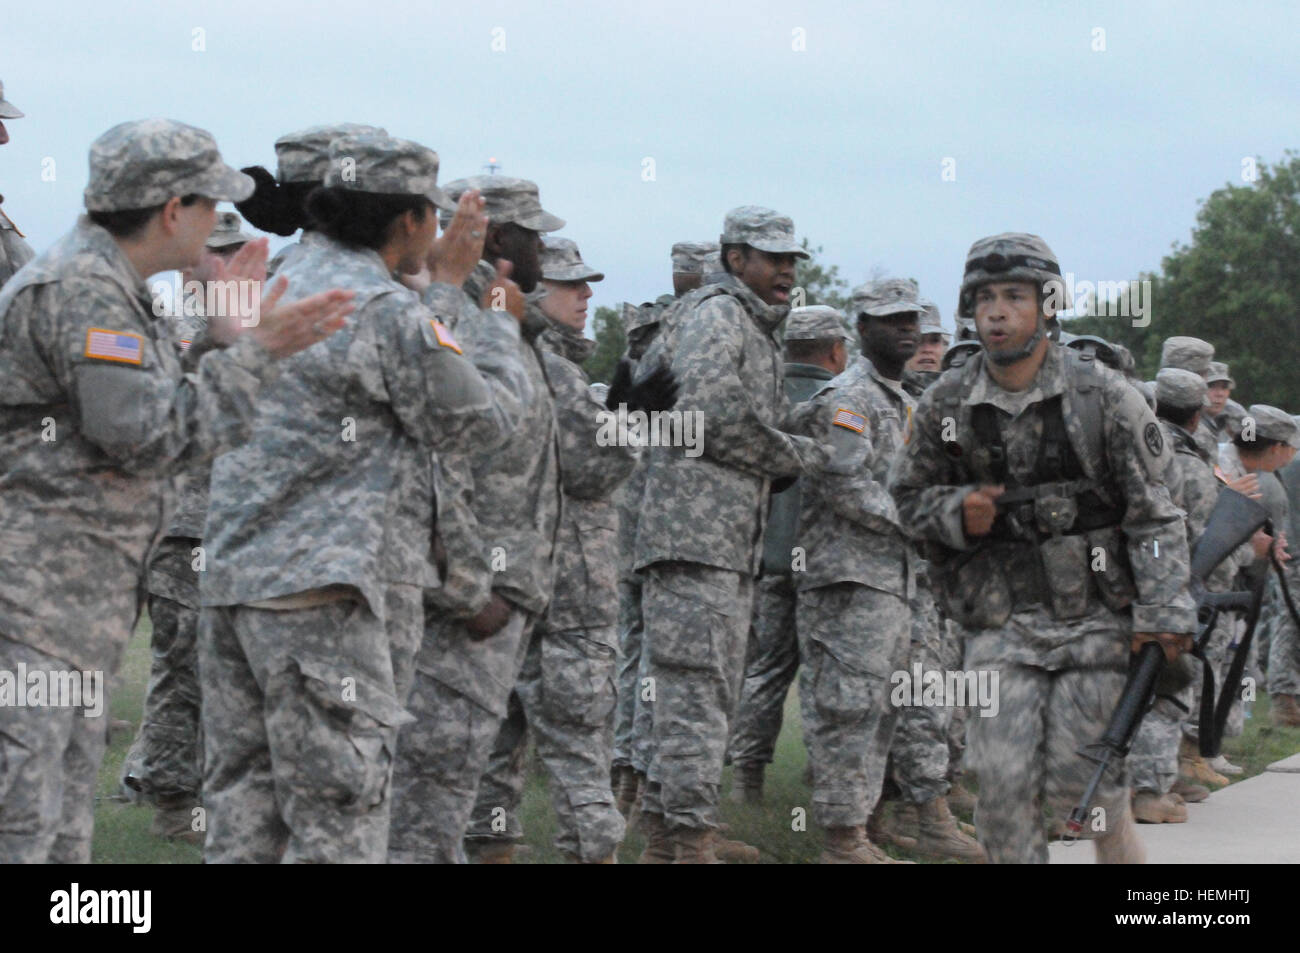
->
<box><xmin>1063</xmin><ymin>488</ymin><xmax>1268</xmax><ymax>840</ymax></box>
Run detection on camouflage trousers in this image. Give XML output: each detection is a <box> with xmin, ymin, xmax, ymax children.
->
<box><xmin>613</xmin><ymin>577</ymin><xmax>645</xmax><ymax>771</ymax></box>
<box><xmin>1127</xmin><ymin>693</ymin><xmax>1187</xmax><ymax>794</ymax></box>
<box><xmin>465</xmin><ymin>625</ymin><xmax>625</xmax><ymax>861</ymax></box>
<box><xmin>943</xmin><ymin>619</ymin><xmax>971</xmax><ymax>777</ymax></box>
<box><xmin>1266</xmin><ymin>572</ymin><xmax>1300</xmax><ymax>696</ymax></box>
<box><xmin>0</xmin><ymin>634</ymin><xmax>108</xmax><ymax>863</ymax></box>
<box><xmin>388</xmin><ymin>606</ymin><xmax>535</xmax><ymax>863</ymax></box>
<box><xmin>727</xmin><ymin>573</ymin><xmax>799</xmax><ymax>768</ymax></box>
<box><xmin>797</xmin><ymin>583</ymin><xmax>909</xmax><ymax>828</ymax></box>
<box><xmin>964</xmin><ymin>619</ymin><xmax>1129</xmax><ymax>864</ymax></box>
<box><xmin>199</xmin><ymin>585</ymin><xmax>421</xmax><ymax>864</ymax></box>
<box><xmin>888</xmin><ymin>586</ymin><xmax>952</xmax><ymax>805</ymax></box>
<box><xmin>121</xmin><ymin>538</ymin><xmax>202</xmax><ymax>803</ymax></box>
<box><xmin>639</xmin><ymin>562</ymin><xmax>753</xmax><ymax>830</ymax></box>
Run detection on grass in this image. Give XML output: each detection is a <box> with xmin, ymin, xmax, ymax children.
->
<box><xmin>93</xmin><ymin>622</ymin><xmax>1300</xmax><ymax>863</ymax></box>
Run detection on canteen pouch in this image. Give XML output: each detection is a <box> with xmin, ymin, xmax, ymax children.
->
<box><xmin>936</xmin><ymin>547</ymin><xmax>1013</xmax><ymax>630</ymax></box>
<box><xmin>1038</xmin><ymin>532</ymin><xmax>1091</xmax><ymax>620</ymax></box>
<box><xmin>1085</xmin><ymin>525</ymin><xmax>1138</xmax><ymax>611</ymax></box>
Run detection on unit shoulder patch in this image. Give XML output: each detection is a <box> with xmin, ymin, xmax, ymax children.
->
<box><xmin>429</xmin><ymin>319</ymin><xmax>463</xmax><ymax>354</ymax></box>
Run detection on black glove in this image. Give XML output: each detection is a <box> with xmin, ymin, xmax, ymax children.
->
<box><xmin>606</xmin><ymin>359</ymin><xmax>680</xmax><ymax>414</ymax></box>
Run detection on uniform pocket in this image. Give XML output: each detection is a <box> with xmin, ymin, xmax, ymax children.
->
<box><xmin>644</xmin><ymin>566</ymin><xmax>737</xmax><ymax>671</ymax></box>
<box><xmin>1039</xmin><ymin>534</ymin><xmax>1090</xmax><ymax>620</ymax></box>
<box><xmin>541</xmin><ymin>632</ymin><xmax>617</xmax><ymax>727</ymax></box>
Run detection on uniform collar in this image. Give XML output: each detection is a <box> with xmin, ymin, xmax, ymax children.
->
<box><xmin>77</xmin><ymin>216</ymin><xmax>155</xmax><ymax>314</ymax></box>
<box><xmin>713</xmin><ymin>272</ymin><xmax>790</xmax><ymax>333</ymax></box>
<box><xmin>967</xmin><ymin>341</ymin><xmax>1066</xmax><ymax>416</ymax></box>
<box><xmin>783</xmin><ymin>362</ymin><xmax>835</xmax><ymax>381</ymax></box>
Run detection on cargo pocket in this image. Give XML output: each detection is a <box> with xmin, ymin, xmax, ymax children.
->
<box><xmin>1086</xmin><ymin>526</ymin><xmax>1137</xmax><ymax>611</ymax></box>
<box><xmin>541</xmin><ymin>632</ymin><xmax>617</xmax><ymax>728</ymax></box>
<box><xmin>808</xmin><ymin>641</ymin><xmax>880</xmax><ymax>725</ymax></box>
<box><xmin>644</xmin><ymin>567</ymin><xmax>736</xmax><ymax>671</ymax></box>
<box><xmin>267</xmin><ymin>658</ymin><xmax>410</xmax><ymax>814</ymax></box>
<box><xmin>1039</xmin><ymin>534</ymin><xmax>1090</xmax><ymax>620</ymax></box>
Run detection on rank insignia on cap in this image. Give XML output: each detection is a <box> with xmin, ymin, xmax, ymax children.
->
<box><xmin>832</xmin><ymin>408</ymin><xmax>866</xmax><ymax>433</ymax></box>
<box><xmin>430</xmin><ymin>319</ymin><xmax>462</xmax><ymax>354</ymax></box>
<box><xmin>84</xmin><ymin>328</ymin><xmax>144</xmax><ymax>365</ymax></box>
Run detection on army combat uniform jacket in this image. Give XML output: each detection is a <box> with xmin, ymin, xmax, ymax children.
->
<box><xmin>0</xmin><ymin>218</ymin><xmax>282</xmax><ymax>673</ymax></box>
<box><xmin>0</xmin><ymin>198</ymin><xmax>33</xmax><ymax>290</ymax></box>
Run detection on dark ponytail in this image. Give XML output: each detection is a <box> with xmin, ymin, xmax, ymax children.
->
<box><xmin>235</xmin><ymin>166</ymin><xmax>318</xmax><ymax>236</ymax></box>
<box><xmin>305</xmin><ymin>186</ymin><xmax>433</xmax><ymax>251</ymax></box>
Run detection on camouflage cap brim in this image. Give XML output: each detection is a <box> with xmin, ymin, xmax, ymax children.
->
<box><xmin>426</xmin><ymin>185</ymin><xmax>458</xmax><ymax>213</ymax></box>
<box><xmin>543</xmin><ymin>263</ymin><xmax>604</xmax><ymax>283</ymax></box>
<box><xmin>0</xmin><ymin>100</ymin><xmax>21</xmax><ymax>119</ymax></box>
<box><xmin>744</xmin><ymin>236</ymin><xmax>810</xmax><ymax>258</ymax></box>
<box><xmin>190</xmin><ymin>162</ymin><xmax>255</xmax><ymax>204</ymax></box>
<box><xmin>206</xmin><ymin>233</ymin><xmax>253</xmax><ymax>249</ymax></box>
<box><xmin>515</xmin><ymin>208</ymin><xmax>566</xmax><ymax>233</ymax></box>
<box><xmin>860</xmin><ymin>300</ymin><xmax>924</xmax><ymax>318</ymax></box>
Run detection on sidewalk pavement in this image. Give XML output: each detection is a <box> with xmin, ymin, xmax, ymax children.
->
<box><xmin>1048</xmin><ymin>753</ymin><xmax>1300</xmax><ymax>864</ymax></box>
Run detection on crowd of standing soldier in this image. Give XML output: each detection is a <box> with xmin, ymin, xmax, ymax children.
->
<box><xmin>1</xmin><ymin>81</ymin><xmax>1297</xmax><ymax>864</ymax></box>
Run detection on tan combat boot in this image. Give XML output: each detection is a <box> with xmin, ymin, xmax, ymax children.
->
<box><xmin>1132</xmin><ymin>791</ymin><xmax>1188</xmax><ymax>824</ymax></box>
<box><xmin>821</xmin><ymin>825</ymin><xmax>913</xmax><ymax>864</ymax></box>
<box><xmin>710</xmin><ymin>830</ymin><xmax>760</xmax><ymax>863</ymax></box>
<box><xmin>728</xmin><ymin>762</ymin><xmax>765</xmax><ymax>804</ymax></box>
<box><xmin>1272</xmin><ymin>693</ymin><xmax>1300</xmax><ymax>727</ymax></box>
<box><xmin>1179</xmin><ymin>738</ymin><xmax>1229</xmax><ymax>787</ymax></box>
<box><xmin>946</xmin><ymin>780</ymin><xmax>978</xmax><ymax>815</ymax></box>
<box><xmin>563</xmin><ymin>851</ymin><xmax>617</xmax><ymax>864</ymax></box>
<box><xmin>670</xmin><ymin>827</ymin><xmax>722</xmax><ymax>864</ymax></box>
<box><xmin>636</xmin><ymin>812</ymin><xmax>676</xmax><ymax>864</ymax></box>
<box><xmin>869</xmin><ymin>801</ymin><xmax>918</xmax><ymax>851</ymax></box>
<box><xmin>466</xmin><ymin>840</ymin><xmax>515</xmax><ymax>864</ymax></box>
<box><xmin>1094</xmin><ymin>801</ymin><xmax>1146</xmax><ymax>864</ymax></box>
<box><xmin>914</xmin><ymin>797</ymin><xmax>987</xmax><ymax>862</ymax></box>
<box><xmin>1170</xmin><ymin>777</ymin><xmax>1210</xmax><ymax>802</ymax></box>
<box><xmin>150</xmin><ymin>794</ymin><xmax>204</xmax><ymax>846</ymax></box>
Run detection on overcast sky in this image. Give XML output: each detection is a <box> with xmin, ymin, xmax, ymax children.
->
<box><xmin>4</xmin><ymin>0</ymin><xmax>1296</xmax><ymax>332</ymax></box>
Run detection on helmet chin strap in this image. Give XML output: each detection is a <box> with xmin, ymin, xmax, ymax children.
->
<box><xmin>984</xmin><ymin>314</ymin><xmax>1046</xmax><ymax>366</ymax></box>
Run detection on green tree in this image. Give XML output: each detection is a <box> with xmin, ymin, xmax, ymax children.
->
<box><xmin>583</xmin><ymin>305</ymin><xmax>626</xmax><ymax>383</ymax></box>
<box><xmin>1065</xmin><ymin>152</ymin><xmax>1300</xmax><ymax>407</ymax></box>
<box><xmin>794</xmin><ymin>237</ymin><xmax>850</xmax><ymax>310</ymax></box>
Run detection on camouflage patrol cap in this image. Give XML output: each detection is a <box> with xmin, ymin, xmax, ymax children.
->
<box><xmin>541</xmin><ymin>236</ymin><xmax>603</xmax><ymax>283</ymax></box>
<box><xmin>440</xmin><ymin>175</ymin><xmax>564</xmax><ymax>232</ymax></box>
<box><xmin>1244</xmin><ymin>404</ymin><xmax>1300</xmax><ymax>449</ymax></box>
<box><xmin>206</xmin><ymin>211</ymin><xmax>254</xmax><ymax>249</ymax></box>
<box><xmin>1159</xmin><ymin>336</ymin><xmax>1214</xmax><ymax>377</ymax></box>
<box><xmin>1208</xmin><ymin>361</ymin><xmax>1235</xmax><ymax>387</ymax></box>
<box><xmin>958</xmin><ymin>233</ymin><xmax>1066</xmax><ymax>317</ymax></box>
<box><xmin>719</xmin><ymin>206</ymin><xmax>809</xmax><ymax>258</ymax></box>
<box><xmin>784</xmin><ymin>305</ymin><xmax>852</xmax><ymax>342</ymax></box>
<box><xmin>1155</xmin><ymin>367</ymin><xmax>1207</xmax><ymax>410</ymax></box>
<box><xmin>918</xmin><ymin>298</ymin><xmax>947</xmax><ymax>337</ymax></box>
<box><xmin>325</xmin><ymin>134</ymin><xmax>456</xmax><ymax>211</ymax></box>
<box><xmin>851</xmin><ymin>277</ymin><xmax>925</xmax><ymax>319</ymax></box>
<box><xmin>672</xmin><ymin>241</ymin><xmax>720</xmax><ymax>275</ymax></box>
<box><xmin>83</xmin><ymin>119</ymin><xmax>253</xmax><ymax>212</ymax></box>
<box><xmin>0</xmin><ymin>80</ymin><xmax>22</xmax><ymax>119</ymax></box>
<box><xmin>275</xmin><ymin>123</ymin><xmax>388</xmax><ymax>184</ymax></box>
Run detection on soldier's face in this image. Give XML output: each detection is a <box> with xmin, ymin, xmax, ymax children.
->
<box><xmin>0</xmin><ymin>121</ymin><xmax>8</xmax><ymax>145</ymax></box>
<box><xmin>907</xmin><ymin>333</ymin><xmax>946</xmax><ymax>372</ymax></box>
<box><xmin>673</xmin><ymin>271</ymin><xmax>702</xmax><ymax>297</ymax></box>
<box><xmin>732</xmin><ymin>248</ymin><xmax>797</xmax><ymax>306</ymax></box>
<box><xmin>1207</xmin><ymin>382</ymin><xmax>1231</xmax><ymax>414</ymax></box>
<box><xmin>172</xmin><ymin>197</ymin><xmax>219</xmax><ymax>270</ymax></box>
<box><xmin>539</xmin><ymin>279</ymin><xmax>593</xmax><ymax>332</ymax></box>
<box><xmin>862</xmin><ymin>311</ymin><xmax>920</xmax><ymax>365</ymax></box>
<box><xmin>974</xmin><ymin>280</ymin><xmax>1041</xmax><ymax>358</ymax></box>
<box><xmin>490</xmin><ymin>223</ymin><xmax>543</xmax><ymax>293</ymax></box>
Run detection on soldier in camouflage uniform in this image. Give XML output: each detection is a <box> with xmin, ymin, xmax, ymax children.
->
<box><xmin>612</xmin><ymin>240</ymin><xmax>719</xmax><ymax>814</ymax></box>
<box><xmin>1204</xmin><ymin>362</ymin><xmax>1245</xmax><ymax>444</ymax></box>
<box><xmin>0</xmin><ymin>119</ymin><xmax>355</xmax><ymax>864</ymax></box>
<box><xmin>727</xmin><ymin>307</ymin><xmax>850</xmax><ymax>803</ymax></box>
<box><xmin>901</xmin><ymin>303</ymin><xmax>948</xmax><ymax>397</ymax></box>
<box><xmin>1127</xmin><ymin>369</ymin><xmax>1235</xmax><ymax>821</ymax></box>
<box><xmin>0</xmin><ymin>80</ymin><xmax>34</xmax><ymax>290</ymax></box>
<box><xmin>1159</xmin><ymin>337</ymin><xmax>1221</xmax><ymax>462</ymax></box>
<box><xmin>1268</xmin><ymin>446</ymin><xmax>1300</xmax><ymax>726</ymax></box>
<box><xmin>387</xmin><ymin>175</ymin><xmax>569</xmax><ymax>864</ymax></box>
<box><xmin>236</xmin><ymin>123</ymin><xmax>387</xmax><ymax>279</ymax></box>
<box><xmin>888</xmin><ymin>233</ymin><xmax>1197</xmax><ymax>864</ymax></box>
<box><xmin>462</xmin><ymin>237</ymin><xmax>646</xmax><ymax>863</ymax></box>
<box><xmin>200</xmin><ymin>135</ymin><xmax>534</xmax><ymax>864</ymax></box>
<box><xmin>119</xmin><ymin>212</ymin><xmax>255</xmax><ymax>843</ymax></box>
<box><xmin>632</xmin><ymin>207</ymin><xmax>828</xmax><ymax>863</ymax></box>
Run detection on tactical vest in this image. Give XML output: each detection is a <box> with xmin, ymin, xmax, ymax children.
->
<box><xmin>931</xmin><ymin>347</ymin><xmax>1138</xmax><ymax>627</ymax></box>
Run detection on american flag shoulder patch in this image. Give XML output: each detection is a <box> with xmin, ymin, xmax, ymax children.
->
<box><xmin>178</xmin><ymin>339</ymin><xmax>193</xmax><ymax>352</ymax></box>
<box><xmin>84</xmin><ymin>328</ymin><xmax>145</xmax><ymax>365</ymax></box>
<box><xmin>430</xmin><ymin>319</ymin><xmax>463</xmax><ymax>354</ymax></box>
<box><xmin>832</xmin><ymin>407</ymin><xmax>866</xmax><ymax>433</ymax></box>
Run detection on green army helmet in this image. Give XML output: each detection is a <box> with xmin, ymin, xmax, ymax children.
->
<box><xmin>957</xmin><ymin>232</ymin><xmax>1068</xmax><ymax>318</ymax></box>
